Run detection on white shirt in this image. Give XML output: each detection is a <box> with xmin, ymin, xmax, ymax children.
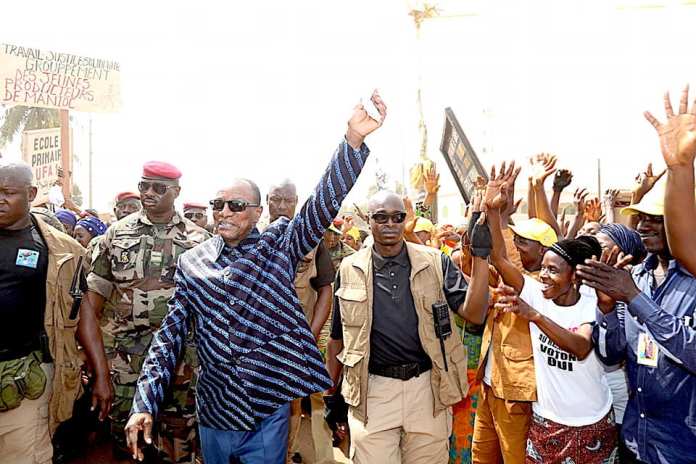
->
<box><xmin>520</xmin><ymin>275</ymin><xmax>612</xmax><ymax>427</ymax></box>
<box><xmin>483</xmin><ymin>344</ymin><xmax>493</xmax><ymax>385</ymax></box>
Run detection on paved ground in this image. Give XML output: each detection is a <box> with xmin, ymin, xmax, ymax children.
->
<box><xmin>65</xmin><ymin>416</ymin><xmax>350</xmax><ymax>464</ymax></box>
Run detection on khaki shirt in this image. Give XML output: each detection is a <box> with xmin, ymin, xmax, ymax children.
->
<box><xmin>476</xmin><ymin>228</ymin><xmax>537</xmax><ymax>402</ymax></box>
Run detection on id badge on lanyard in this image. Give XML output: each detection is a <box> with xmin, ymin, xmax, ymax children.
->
<box><xmin>637</xmin><ymin>332</ymin><xmax>659</xmax><ymax>367</ymax></box>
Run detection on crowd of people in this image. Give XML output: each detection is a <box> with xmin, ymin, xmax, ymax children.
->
<box><xmin>0</xmin><ymin>86</ymin><xmax>695</xmax><ymax>464</ymax></box>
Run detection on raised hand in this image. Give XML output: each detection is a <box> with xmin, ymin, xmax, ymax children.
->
<box><xmin>573</xmin><ymin>188</ymin><xmax>589</xmax><ymax>214</ymax></box>
<box><xmin>603</xmin><ymin>189</ymin><xmax>620</xmax><ymax>207</ymax></box>
<box><xmin>484</xmin><ymin>161</ymin><xmax>519</xmax><ymax>211</ymax></box>
<box><xmin>584</xmin><ymin>197</ymin><xmax>602</xmax><ymax>223</ymax></box>
<box><xmin>560</xmin><ymin>208</ymin><xmax>570</xmax><ymax>238</ymax></box>
<box><xmin>403</xmin><ymin>197</ymin><xmax>418</xmax><ymax>235</ymax></box>
<box><xmin>644</xmin><ymin>85</ymin><xmax>696</xmax><ymax>167</ymax></box>
<box><xmin>341</xmin><ymin>215</ymin><xmax>354</xmax><ymax>234</ymax></box>
<box><xmin>346</xmin><ymin>90</ymin><xmax>387</xmax><ymax>149</ymax></box>
<box><xmin>473</xmin><ymin>176</ymin><xmax>487</xmax><ymax>213</ymax></box>
<box><xmin>503</xmin><ymin>164</ymin><xmax>523</xmax><ymax>219</ymax></box>
<box><xmin>553</xmin><ymin>169</ymin><xmax>573</xmax><ymax>192</ymax></box>
<box><xmin>633</xmin><ymin>163</ymin><xmax>666</xmax><ymax>199</ymax></box>
<box><xmin>423</xmin><ymin>165</ymin><xmax>440</xmax><ymax>195</ymax></box>
<box><xmin>530</xmin><ymin>153</ymin><xmax>558</xmax><ymax>187</ymax></box>
<box><xmin>353</xmin><ymin>203</ymin><xmax>368</xmax><ymax>223</ymax></box>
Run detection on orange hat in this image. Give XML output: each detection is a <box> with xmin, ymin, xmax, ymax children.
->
<box><xmin>142</xmin><ymin>161</ymin><xmax>182</xmax><ymax>180</ymax></box>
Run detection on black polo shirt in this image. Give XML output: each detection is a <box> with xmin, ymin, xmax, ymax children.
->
<box><xmin>331</xmin><ymin>243</ymin><xmax>469</xmax><ymax>369</ymax></box>
<box><xmin>0</xmin><ymin>218</ymin><xmax>48</xmax><ymax>359</ymax></box>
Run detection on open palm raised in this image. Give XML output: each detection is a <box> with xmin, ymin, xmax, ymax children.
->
<box><xmin>485</xmin><ymin>161</ymin><xmax>520</xmax><ymax>211</ymax></box>
<box><xmin>644</xmin><ymin>85</ymin><xmax>696</xmax><ymax>167</ymax></box>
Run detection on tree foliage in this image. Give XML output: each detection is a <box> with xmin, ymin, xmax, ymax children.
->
<box><xmin>0</xmin><ymin>106</ymin><xmax>60</xmax><ymax>147</ymax></box>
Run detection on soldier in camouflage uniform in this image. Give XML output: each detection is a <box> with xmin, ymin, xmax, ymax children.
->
<box><xmin>85</xmin><ymin>162</ymin><xmax>210</xmax><ymax>463</ymax></box>
<box><xmin>113</xmin><ymin>191</ymin><xmax>142</xmax><ymax>221</ymax></box>
<box><xmin>323</xmin><ymin>224</ymin><xmax>355</xmax><ymax>271</ymax></box>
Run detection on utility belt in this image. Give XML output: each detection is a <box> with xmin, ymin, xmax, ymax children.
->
<box><xmin>369</xmin><ymin>358</ymin><xmax>432</xmax><ymax>381</ymax></box>
<box><xmin>0</xmin><ymin>350</ymin><xmax>48</xmax><ymax>412</ymax></box>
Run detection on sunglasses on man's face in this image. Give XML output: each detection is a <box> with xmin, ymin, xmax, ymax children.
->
<box><xmin>138</xmin><ymin>181</ymin><xmax>173</xmax><ymax>195</ymax></box>
<box><xmin>209</xmin><ymin>199</ymin><xmax>260</xmax><ymax>212</ymax></box>
<box><xmin>369</xmin><ymin>212</ymin><xmax>407</xmax><ymax>224</ymax></box>
<box><xmin>184</xmin><ymin>212</ymin><xmax>206</xmax><ymax>220</ymax></box>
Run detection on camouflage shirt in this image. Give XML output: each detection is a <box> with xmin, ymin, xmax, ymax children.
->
<box><xmin>328</xmin><ymin>241</ymin><xmax>355</xmax><ymax>271</ymax></box>
<box><xmin>87</xmin><ymin>211</ymin><xmax>210</xmax><ymax>354</ymax></box>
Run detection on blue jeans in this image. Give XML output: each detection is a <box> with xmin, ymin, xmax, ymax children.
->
<box><xmin>199</xmin><ymin>403</ymin><xmax>290</xmax><ymax>464</ymax></box>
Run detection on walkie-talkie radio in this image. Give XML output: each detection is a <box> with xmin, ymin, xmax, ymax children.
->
<box><xmin>432</xmin><ymin>302</ymin><xmax>452</xmax><ymax>371</ymax></box>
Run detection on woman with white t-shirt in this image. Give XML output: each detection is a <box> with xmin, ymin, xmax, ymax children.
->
<box><xmin>491</xmin><ymin>235</ymin><xmax>618</xmax><ymax>464</ymax></box>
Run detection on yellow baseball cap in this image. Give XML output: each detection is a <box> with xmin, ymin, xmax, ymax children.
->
<box><xmin>621</xmin><ymin>175</ymin><xmax>665</xmax><ymax>217</ymax></box>
<box><xmin>509</xmin><ymin>218</ymin><xmax>558</xmax><ymax>247</ymax></box>
<box><xmin>414</xmin><ymin>217</ymin><xmax>435</xmax><ymax>234</ymax></box>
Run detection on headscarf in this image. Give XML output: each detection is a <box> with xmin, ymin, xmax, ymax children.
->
<box><xmin>54</xmin><ymin>209</ymin><xmax>77</xmax><ymax>228</ymax></box>
<box><xmin>346</xmin><ymin>227</ymin><xmax>361</xmax><ymax>242</ymax></box>
<box><xmin>75</xmin><ymin>216</ymin><xmax>107</xmax><ymax>238</ymax></box>
<box><xmin>549</xmin><ymin>236</ymin><xmax>601</xmax><ymax>267</ymax></box>
<box><xmin>599</xmin><ymin>223</ymin><xmax>647</xmax><ymax>265</ymax></box>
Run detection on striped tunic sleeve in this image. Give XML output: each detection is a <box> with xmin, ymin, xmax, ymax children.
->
<box><xmin>285</xmin><ymin>139</ymin><xmax>369</xmax><ymax>266</ymax></box>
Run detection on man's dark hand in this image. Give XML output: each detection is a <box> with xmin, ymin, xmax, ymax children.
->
<box><xmin>553</xmin><ymin>169</ymin><xmax>573</xmax><ymax>192</ymax></box>
<box><xmin>576</xmin><ymin>260</ymin><xmax>641</xmax><ymax>303</ymax></box>
<box><xmin>323</xmin><ymin>393</ymin><xmax>348</xmax><ymax>431</ymax></box>
<box><xmin>91</xmin><ymin>374</ymin><xmax>114</xmax><ymax>421</ymax></box>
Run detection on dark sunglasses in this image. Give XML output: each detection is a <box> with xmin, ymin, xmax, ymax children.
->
<box><xmin>209</xmin><ymin>199</ymin><xmax>260</xmax><ymax>212</ymax></box>
<box><xmin>184</xmin><ymin>212</ymin><xmax>206</xmax><ymax>220</ymax></box>
<box><xmin>138</xmin><ymin>181</ymin><xmax>173</xmax><ymax>195</ymax></box>
<box><xmin>370</xmin><ymin>212</ymin><xmax>407</xmax><ymax>224</ymax></box>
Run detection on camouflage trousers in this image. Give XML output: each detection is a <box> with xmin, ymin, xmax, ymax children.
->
<box><xmin>109</xmin><ymin>344</ymin><xmax>198</xmax><ymax>464</ymax></box>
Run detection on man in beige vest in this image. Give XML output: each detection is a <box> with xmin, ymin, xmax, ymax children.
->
<box><xmin>0</xmin><ymin>162</ymin><xmax>112</xmax><ymax>464</ymax></box>
<box><xmin>326</xmin><ymin>191</ymin><xmax>490</xmax><ymax>464</ymax></box>
<box><xmin>267</xmin><ymin>180</ymin><xmax>337</xmax><ymax>464</ymax></box>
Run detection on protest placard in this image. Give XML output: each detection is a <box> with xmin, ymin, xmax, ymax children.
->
<box><xmin>1</xmin><ymin>43</ymin><xmax>121</xmax><ymax>112</ymax></box>
<box><xmin>439</xmin><ymin>107</ymin><xmax>488</xmax><ymax>203</ymax></box>
<box><xmin>21</xmin><ymin>127</ymin><xmax>63</xmax><ymax>204</ymax></box>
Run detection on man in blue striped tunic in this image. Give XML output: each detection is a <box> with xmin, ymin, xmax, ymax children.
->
<box><xmin>124</xmin><ymin>92</ymin><xmax>387</xmax><ymax>464</ymax></box>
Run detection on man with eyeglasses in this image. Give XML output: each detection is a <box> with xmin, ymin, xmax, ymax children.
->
<box><xmin>183</xmin><ymin>202</ymin><xmax>208</xmax><ymax>229</ymax></box>
<box><xmin>267</xmin><ymin>179</ymin><xmax>337</xmax><ymax>464</ymax></box>
<box><xmin>124</xmin><ymin>92</ymin><xmax>386</xmax><ymax>464</ymax></box>
<box><xmin>84</xmin><ymin>161</ymin><xmax>210</xmax><ymax>463</ymax></box>
<box><xmin>325</xmin><ymin>190</ymin><xmax>491</xmax><ymax>464</ymax></box>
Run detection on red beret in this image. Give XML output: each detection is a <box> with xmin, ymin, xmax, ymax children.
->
<box><xmin>115</xmin><ymin>191</ymin><xmax>140</xmax><ymax>202</ymax></box>
<box><xmin>142</xmin><ymin>161</ymin><xmax>182</xmax><ymax>180</ymax></box>
<box><xmin>183</xmin><ymin>202</ymin><xmax>207</xmax><ymax>210</ymax></box>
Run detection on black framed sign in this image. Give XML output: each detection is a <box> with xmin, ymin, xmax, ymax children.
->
<box><xmin>439</xmin><ymin>107</ymin><xmax>488</xmax><ymax>204</ymax></box>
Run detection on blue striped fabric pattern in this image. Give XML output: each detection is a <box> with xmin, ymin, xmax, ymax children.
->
<box><xmin>131</xmin><ymin>140</ymin><xmax>370</xmax><ymax>430</ymax></box>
